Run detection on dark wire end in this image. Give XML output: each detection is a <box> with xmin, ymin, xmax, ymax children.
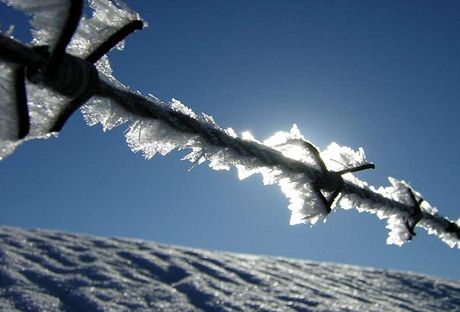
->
<box><xmin>46</xmin><ymin>0</ymin><xmax>84</xmax><ymax>76</ymax></box>
<box><xmin>49</xmin><ymin>94</ymin><xmax>89</xmax><ymax>133</ymax></box>
<box><xmin>300</xmin><ymin>140</ymin><xmax>328</xmax><ymax>173</ymax></box>
<box><xmin>336</xmin><ymin>163</ymin><xmax>375</xmax><ymax>175</ymax></box>
<box><xmin>445</xmin><ymin>219</ymin><xmax>460</xmax><ymax>238</ymax></box>
<box><xmin>404</xmin><ymin>187</ymin><xmax>424</xmax><ymax>239</ymax></box>
<box><xmin>14</xmin><ymin>66</ymin><xmax>30</xmax><ymax>139</ymax></box>
<box><xmin>85</xmin><ymin>20</ymin><xmax>144</xmax><ymax>63</ymax></box>
<box><xmin>407</xmin><ymin>188</ymin><xmax>418</xmax><ymax>206</ymax></box>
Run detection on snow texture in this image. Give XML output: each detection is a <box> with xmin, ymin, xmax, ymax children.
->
<box><xmin>0</xmin><ymin>0</ymin><xmax>458</xmax><ymax>249</ymax></box>
<box><xmin>0</xmin><ymin>226</ymin><xmax>459</xmax><ymax>312</ymax></box>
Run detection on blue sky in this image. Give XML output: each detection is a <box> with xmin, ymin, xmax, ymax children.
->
<box><xmin>1</xmin><ymin>0</ymin><xmax>459</xmax><ymax>280</ymax></box>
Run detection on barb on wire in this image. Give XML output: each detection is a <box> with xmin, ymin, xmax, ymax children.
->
<box><xmin>404</xmin><ymin>188</ymin><xmax>424</xmax><ymax>240</ymax></box>
<box><xmin>0</xmin><ymin>0</ymin><xmax>459</xmax><ymax>249</ymax></box>
<box><xmin>277</xmin><ymin>138</ymin><xmax>375</xmax><ymax>217</ymax></box>
<box><xmin>1</xmin><ymin>0</ymin><xmax>144</xmax><ymax>138</ymax></box>
<box><xmin>14</xmin><ymin>65</ymin><xmax>28</xmax><ymax>138</ymax></box>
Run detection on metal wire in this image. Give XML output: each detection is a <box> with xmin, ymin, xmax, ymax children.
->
<box><xmin>0</xmin><ymin>32</ymin><xmax>459</xmax><ymax>246</ymax></box>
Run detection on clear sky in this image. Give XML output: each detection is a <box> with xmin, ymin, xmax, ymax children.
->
<box><xmin>1</xmin><ymin>0</ymin><xmax>459</xmax><ymax>280</ymax></box>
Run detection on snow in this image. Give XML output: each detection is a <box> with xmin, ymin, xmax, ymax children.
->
<box><xmin>0</xmin><ymin>226</ymin><xmax>458</xmax><ymax>312</ymax></box>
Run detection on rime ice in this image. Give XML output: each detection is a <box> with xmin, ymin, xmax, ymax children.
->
<box><xmin>0</xmin><ymin>0</ymin><xmax>458</xmax><ymax>249</ymax></box>
<box><xmin>0</xmin><ymin>0</ymin><xmax>143</xmax><ymax>159</ymax></box>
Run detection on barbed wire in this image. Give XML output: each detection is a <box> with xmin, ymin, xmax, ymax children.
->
<box><xmin>0</xmin><ymin>18</ymin><xmax>459</xmax><ymax>248</ymax></box>
<box><xmin>98</xmin><ymin>79</ymin><xmax>460</xmax><ymax>245</ymax></box>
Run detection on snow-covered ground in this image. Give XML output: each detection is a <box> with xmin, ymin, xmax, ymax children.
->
<box><xmin>0</xmin><ymin>226</ymin><xmax>459</xmax><ymax>311</ymax></box>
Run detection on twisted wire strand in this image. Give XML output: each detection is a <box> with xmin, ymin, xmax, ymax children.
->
<box><xmin>97</xmin><ymin>81</ymin><xmax>460</xmax><ymax>241</ymax></box>
<box><xmin>1</xmin><ymin>33</ymin><xmax>459</xmax><ymax>246</ymax></box>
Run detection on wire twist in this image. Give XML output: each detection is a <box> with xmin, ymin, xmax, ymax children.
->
<box><xmin>0</xmin><ymin>30</ymin><xmax>459</xmax><ymax>247</ymax></box>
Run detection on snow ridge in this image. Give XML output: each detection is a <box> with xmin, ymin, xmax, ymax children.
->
<box><xmin>0</xmin><ymin>0</ymin><xmax>459</xmax><ymax>248</ymax></box>
<box><xmin>0</xmin><ymin>226</ymin><xmax>459</xmax><ymax>311</ymax></box>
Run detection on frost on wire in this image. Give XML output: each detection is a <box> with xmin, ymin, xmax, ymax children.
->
<box><xmin>0</xmin><ymin>0</ymin><xmax>459</xmax><ymax>249</ymax></box>
<box><xmin>0</xmin><ymin>0</ymin><xmax>141</xmax><ymax>157</ymax></box>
